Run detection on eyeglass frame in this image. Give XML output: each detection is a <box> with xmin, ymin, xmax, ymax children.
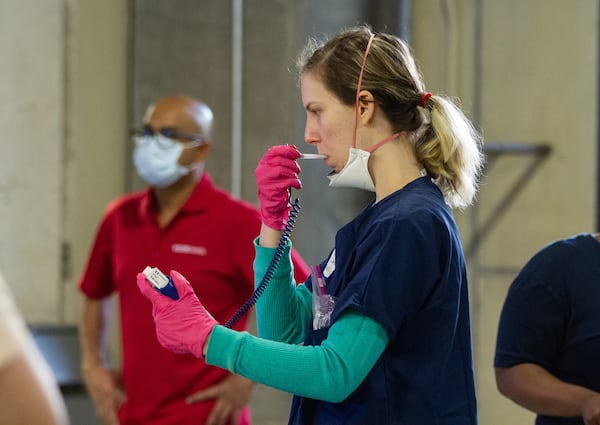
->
<box><xmin>130</xmin><ymin>125</ymin><xmax>207</xmax><ymax>143</ymax></box>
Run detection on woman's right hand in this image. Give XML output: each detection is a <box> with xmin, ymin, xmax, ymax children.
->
<box><xmin>136</xmin><ymin>270</ymin><xmax>217</xmax><ymax>359</ymax></box>
<box><xmin>254</xmin><ymin>145</ymin><xmax>302</xmax><ymax>230</ymax></box>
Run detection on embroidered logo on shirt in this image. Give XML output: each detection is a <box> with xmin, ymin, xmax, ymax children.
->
<box><xmin>171</xmin><ymin>244</ymin><xmax>207</xmax><ymax>256</ymax></box>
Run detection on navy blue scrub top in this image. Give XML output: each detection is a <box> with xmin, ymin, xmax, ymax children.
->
<box><xmin>289</xmin><ymin>177</ymin><xmax>478</xmax><ymax>425</ymax></box>
<box><xmin>495</xmin><ymin>234</ymin><xmax>600</xmax><ymax>425</ymax></box>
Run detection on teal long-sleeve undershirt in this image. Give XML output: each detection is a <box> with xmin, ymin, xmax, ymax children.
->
<box><xmin>206</xmin><ymin>310</ymin><xmax>388</xmax><ymax>403</ymax></box>
<box><xmin>205</xmin><ymin>240</ymin><xmax>389</xmax><ymax>403</ymax></box>
<box><xmin>252</xmin><ymin>237</ymin><xmax>312</xmax><ymax>344</ymax></box>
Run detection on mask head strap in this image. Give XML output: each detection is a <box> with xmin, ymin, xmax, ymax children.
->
<box><xmin>353</xmin><ymin>34</ymin><xmax>375</xmax><ymax>149</ymax></box>
<box><xmin>366</xmin><ymin>132</ymin><xmax>401</xmax><ymax>153</ymax></box>
<box><xmin>352</xmin><ymin>33</ymin><xmax>402</xmax><ymax>154</ymax></box>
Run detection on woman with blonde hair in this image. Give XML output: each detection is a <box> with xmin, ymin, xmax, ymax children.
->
<box><xmin>139</xmin><ymin>25</ymin><xmax>483</xmax><ymax>425</ymax></box>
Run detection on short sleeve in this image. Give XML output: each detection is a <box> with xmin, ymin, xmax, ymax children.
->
<box><xmin>78</xmin><ymin>211</ymin><xmax>116</xmax><ymax>299</ymax></box>
<box><xmin>494</xmin><ymin>258</ymin><xmax>568</xmax><ymax>369</ymax></box>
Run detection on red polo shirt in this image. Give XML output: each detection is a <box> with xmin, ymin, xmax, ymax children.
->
<box><xmin>79</xmin><ymin>173</ymin><xmax>310</xmax><ymax>425</ymax></box>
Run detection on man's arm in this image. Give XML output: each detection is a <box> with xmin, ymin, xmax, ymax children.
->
<box><xmin>495</xmin><ymin>363</ymin><xmax>600</xmax><ymax>423</ymax></box>
<box><xmin>79</xmin><ymin>296</ymin><xmax>124</xmax><ymax>425</ymax></box>
<box><xmin>80</xmin><ymin>297</ymin><xmax>109</xmax><ymax>373</ymax></box>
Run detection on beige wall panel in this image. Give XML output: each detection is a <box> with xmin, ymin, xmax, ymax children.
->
<box><xmin>66</xmin><ymin>0</ymin><xmax>129</xmax><ymax>325</ymax></box>
<box><xmin>0</xmin><ymin>0</ymin><xmax>128</xmax><ymax>326</ymax></box>
<box><xmin>0</xmin><ymin>0</ymin><xmax>65</xmax><ymax>322</ymax></box>
<box><xmin>413</xmin><ymin>1</ymin><xmax>597</xmax><ymax>424</ymax></box>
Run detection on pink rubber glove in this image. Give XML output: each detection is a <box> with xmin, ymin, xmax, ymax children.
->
<box><xmin>136</xmin><ymin>270</ymin><xmax>217</xmax><ymax>358</ymax></box>
<box><xmin>254</xmin><ymin>145</ymin><xmax>302</xmax><ymax>230</ymax></box>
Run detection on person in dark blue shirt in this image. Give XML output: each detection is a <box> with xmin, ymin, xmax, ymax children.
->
<box><xmin>495</xmin><ymin>233</ymin><xmax>600</xmax><ymax>425</ymax></box>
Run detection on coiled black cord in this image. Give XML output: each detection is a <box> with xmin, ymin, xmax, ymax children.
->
<box><xmin>223</xmin><ymin>197</ymin><xmax>301</xmax><ymax>329</ymax></box>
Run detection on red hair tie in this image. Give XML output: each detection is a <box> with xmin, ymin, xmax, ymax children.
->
<box><xmin>418</xmin><ymin>92</ymin><xmax>432</xmax><ymax>107</ymax></box>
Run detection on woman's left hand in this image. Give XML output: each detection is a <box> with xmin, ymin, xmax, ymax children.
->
<box><xmin>254</xmin><ymin>144</ymin><xmax>302</xmax><ymax>230</ymax></box>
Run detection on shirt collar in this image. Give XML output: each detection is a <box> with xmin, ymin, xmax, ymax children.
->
<box><xmin>180</xmin><ymin>173</ymin><xmax>217</xmax><ymax>212</ymax></box>
<box><xmin>139</xmin><ymin>172</ymin><xmax>217</xmax><ymax>218</ymax></box>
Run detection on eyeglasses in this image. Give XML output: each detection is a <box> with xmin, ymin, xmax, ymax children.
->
<box><xmin>130</xmin><ymin>125</ymin><xmax>205</xmax><ymax>143</ymax></box>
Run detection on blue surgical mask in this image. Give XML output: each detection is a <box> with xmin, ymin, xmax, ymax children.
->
<box><xmin>133</xmin><ymin>134</ymin><xmax>204</xmax><ymax>188</ymax></box>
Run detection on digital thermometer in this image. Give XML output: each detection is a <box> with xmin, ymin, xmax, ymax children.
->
<box><xmin>142</xmin><ymin>266</ymin><xmax>179</xmax><ymax>300</ymax></box>
<box><xmin>299</xmin><ymin>153</ymin><xmax>326</xmax><ymax>160</ymax></box>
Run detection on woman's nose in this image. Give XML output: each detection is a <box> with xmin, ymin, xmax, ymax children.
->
<box><xmin>304</xmin><ymin>125</ymin><xmax>319</xmax><ymax>145</ymax></box>
<box><xmin>305</xmin><ymin>136</ymin><xmax>319</xmax><ymax>146</ymax></box>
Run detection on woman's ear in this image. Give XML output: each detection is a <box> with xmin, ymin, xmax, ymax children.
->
<box><xmin>357</xmin><ymin>90</ymin><xmax>375</xmax><ymax>123</ymax></box>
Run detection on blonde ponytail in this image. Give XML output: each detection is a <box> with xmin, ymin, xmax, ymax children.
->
<box><xmin>415</xmin><ymin>95</ymin><xmax>484</xmax><ymax>209</ymax></box>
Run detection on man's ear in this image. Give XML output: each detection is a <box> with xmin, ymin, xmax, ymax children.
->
<box><xmin>357</xmin><ymin>90</ymin><xmax>375</xmax><ymax>123</ymax></box>
<box><xmin>196</xmin><ymin>142</ymin><xmax>212</xmax><ymax>162</ymax></box>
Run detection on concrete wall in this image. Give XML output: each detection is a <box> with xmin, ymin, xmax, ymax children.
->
<box><xmin>0</xmin><ymin>0</ymin><xmax>66</xmax><ymax>322</ymax></box>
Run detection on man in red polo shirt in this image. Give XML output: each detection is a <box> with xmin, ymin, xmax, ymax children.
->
<box><xmin>78</xmin><ymin>95</ymin><xmax>310</xmax><ymax>425</ymax></box>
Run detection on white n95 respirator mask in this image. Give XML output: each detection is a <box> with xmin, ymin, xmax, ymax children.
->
<box><xmin>328</xmin><ymin>130</ymin><xmax>400</xmax><ymax>192</ymax></box>
<box><xmin>133</xmin><ymin>134</ymin><xmax>203</xmax><ymax>188</ymax></box>
<box><xmin>328</xmin><ymin>148</ymin><xmax>376</xmax><ymax>192</ymax></box>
